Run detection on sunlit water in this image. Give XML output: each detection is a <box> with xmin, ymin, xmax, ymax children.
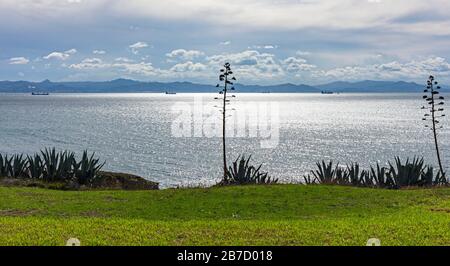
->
<box><xmin>0</xmin><ymin>93</ymin><xmax>448</xmax><ymax>188</ymax></box>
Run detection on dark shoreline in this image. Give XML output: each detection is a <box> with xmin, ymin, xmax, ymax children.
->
<box><xmin>0</xmin><ymin>171</ymin><xmax>159</xmax><ymax>191</ymax></box>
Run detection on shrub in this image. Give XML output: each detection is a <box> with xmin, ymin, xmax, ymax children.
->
<box><xmin>346</xmin><ymin>162</ymin><xmax>370</xmax><ymax>187</ymax></box>
<box><xmin>369</xmin><ymin>163</ymin><xmax>394</xmax><ymax>188</ymax></box>
<box><xmin>422</xmin><ymin>166</ymin><xmax>447</xmax><ymax>186</ymax></box>
<box><xmin>0</xmin><ymin>148</ymin><xmax>105</xmax><ymax>185</ymax></box>
<box><xmin>73</xmin><ymin>151</ymin><xmax>105</xmax><ymax>185</ymax></box>
<box><xmin>0</xmin><ymin>154</ymin><xmax>12</xmax><ymax>177</ymax></box>
<box><xmin>387</xmin><ymin>157</ymin><xmax>426</xmax><ymax>188</ymax></box>
<box><xmin>10</xmin><ymin>154</ymin><xmax>27</xmax><ymax>178</ymax></box>
<box><xmin>26</xmin><ymin>154</ymin><xmax>43</xmax><ymax>179</ymax></box>
<box><xmin>334</xmin><ymin>165</ymin><xmax>349</xmax><ymax>185</ymax></box>
<box><xmin>311</xmin><ymin>160</ymin><xmax>337</xmax><ymax>184</ymax></box>
<box><xmin>303</xmin><ymin>174</ymin><xmax>317</xmax><ymax>185</ymax></box>
<box><xmin>41</xmin><ymin>148</ymin><xmax>75</xmax><ymax>181</ymax></box>
<box><xmin>306</xmin><ymin>157</ymin><xmax>448</xmax><ymax>189</ymax></box>
<box><xmin>223</xmin><ymin>155</ymin><xmax>278</xmax><ymax>185</ymax></box>
<box><xmin>386</xmin><ymin>157</ymin><xmax>447</xmax><ymax>188</ymax></box>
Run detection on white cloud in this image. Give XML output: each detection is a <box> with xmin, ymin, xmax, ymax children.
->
<box><xmin>2</xmin><ymin>0</ymin><xmax>450</xmax><ymax>35</ymax></box>
<box><xmin>207</xmin><ymin>50</ymin><xmax>285</xmax><ymax>81</ymax></box>
<box><xmin>1</xmin><ymin>1</ymin><xmax>450</xmax><ymax>85</ymax></box>
<box><xmin>68</xmin><ymin>52</ymin><xmax>274</xmax><ymax>81</ymax></box>
<box><xmin>104</xmin><ymin>0</ymin><xmax>450</xmax><ymax>35</ymax></box>
<box><xmin>113</xmin><ymin>62</ymin><xmax>157</xmax><ymax>76</ymax></box>
<box><xmin>317</xmin><ymin>57</ymin><xmax>450</xmax><ymax>81</ymax></box>
<box><xmin>249</xmin><ymin>45</ymin><xmax>278</xmax><ymax>50</ymax></box>
<box><xmin>81</xmin><ymin>58</ymin><xmax>102</xmax><ymax>64</ymax></box>
<box><xmin>9</xmin><ymin>57</ymin><xmax>30</xmax><ymax>65</ymax></box>
<box><xmin>59</xmin><ymin>49</ymin><xmax>450</xmax><ymax>84</ymax></box>
<box><xmin>115</xmin><ymin>57</ymin><xmax>134</xmax><ymax>63</ymax></box>
<box><xmin>93</xmin><ymin>50</ymin><xmax>106</xmax><ymax>55</ymax></box>
<box><xmin>208</xmin><ymin>50</ymin><xmax>267</xmax><ymax>66</ymax></box>
<box><xmin>129</xmin><ymin>42</ymin><xmax>149</xmax><ymax>54</ymax></box>
<box><xmin>65</xmin><ymin>49</ymin><xmax>77</xmax><ymax>54</ymax></box>
<box><xmin>44</xmin><ymin>49</ymin><xmax>77</xmax><ymax>60</ymax></box>
<box><xmin>282</xmin><ymin>57</ymin><xmax>317</xmax><ymax>73</ymax></box>
<box><xmin>170</xmin><ymin>61</ymin><xmax>206</xmax><ymax>72</ymax></box>
<box><xmin>166</xmin><ymin>49</ymin><xmax>205</xmax><ymax>61</ymax></box>
<box><xmin>69</xmin><ymin>57</ymin><xmax>159</xmax><ymax>76</ymax></box>
<box><xmin>69</xmin><ymin>57</ymin><xmax>106</xmax><ymax>69</ymax></box>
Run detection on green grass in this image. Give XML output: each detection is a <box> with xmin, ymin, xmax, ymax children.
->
<box><xmin>0</xmin><ymin>185</ymin><xmax>449</xmax><ymax>246</ymax></box>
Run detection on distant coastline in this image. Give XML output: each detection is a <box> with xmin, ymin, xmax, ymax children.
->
<box><xmin>1</xmin><ymin>79</ymin><xmax>448</xmax><ymax>94</ymax></box>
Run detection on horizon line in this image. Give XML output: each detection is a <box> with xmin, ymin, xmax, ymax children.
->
<box><xmin>0</xmin><ymin>78</ymin><xmax>436</xmax><ymax>87</ymax></box>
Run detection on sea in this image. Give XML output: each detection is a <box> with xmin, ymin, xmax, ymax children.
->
<box><xmin>0</xmin><ymin>93</ymin><xmax>448</xmax><ymax>188</ymax></box>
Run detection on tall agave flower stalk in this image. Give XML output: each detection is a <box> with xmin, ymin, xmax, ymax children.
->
<box><xmin>422</xmin><ymin>75</ymin><xmax>446</xmax><ymax>177</ymax></box>
<box><xmin>215</xmin><ymin>62</ymin><xmax>237</xmax><ymax>181</ymax></box>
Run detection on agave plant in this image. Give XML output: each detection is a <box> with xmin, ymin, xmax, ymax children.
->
<box><xmin>303</xmin><ymin>174</ymin><xmax>317</xmax><ymax>185</ymax></box>
<box><xmin>386</xmin><ymin>157</ymin><xmax>426</xmax><ymax>188</ymax></box>
<box><xmin>422</xmin><ymin>166</ymin><xmax>448</xmax><ymax>186</ymax></box>
<box><xmin>41</xmin><ymin>148</ymin><xmax>76</xmax><ymax>181</ymax></box>
<box><xmin>311</xmin><ymin>160</ymin><xmax>337</xmax><ymax>184</ymax></box>
<box><xmin>0</xmin><ymin>154</ymin><xmax>12</xmax><ymax>177</ymax></box>
<box><xmin>360</xmin><ymin>170</ymin><xmax>373</xmax><ymax>187</ymax></box>
<box><xmin>2</xmin><ymin>149</ymin><xmax>106</xmax><ymax>186</ymax></box>
<box><xmin>303</xmin><ymin>157</ymin><xmax>447</xmax><ymax>189</ymax></box>
<box><xmin>10</xmin><ymin>154</ymin><xmax>27</xmax><ymax>178</ymax></box>
<box><xmin>346</xmin><ymin>162</ymin><xmax>372</xmax><ymax>187</ymax></box>
<box><xmin>41</xmin><ymin>148</ymin><xmax>60</xmax><ymax>181</ymax></box>
<box><xmin>434</xmin><ymin>171</ymin><xmax>449</xmax><ymax>186</ymax></box>
<box><xmin>26</xmin><ymin>154</ymin><xmax>43</xmax><ymax>179</ymax></box>
<box><xmin>346</xmin><ymin>162</ymin><xmax>361</xmax><ymax>186</ymax></box>
<box><xmin>334</xmin><ymin>166</ymin><xmax>349</xmax><ymax>185</ymax></box>
<box><xmin>58</xmin><ymin>150</ymin><xmax>76</xmax><ymax>179</ymax></box>
<box><xmin>369</xmin><ymin>163</ymin><xmax>394</xmax><ymax>188</ymax></box>
<box><xmin>224</xmin><ymin>155</ymin><xmax>277</xmax><ymax>185</ymax></box>
<box><xmin>74</xmin><ymin>150</ymin><xmax>105</xmax><ymax>185</ymax></box>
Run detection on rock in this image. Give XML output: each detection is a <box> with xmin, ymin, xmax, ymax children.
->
<box><xmin>0</xmin><ymin>171</ymin><xmax>159</xmax><ymax>191</ymax></box>
<box><xmin>93</xmin><ymin>171</ymin><xmax>159</xmax><ymax>190</ymax></box>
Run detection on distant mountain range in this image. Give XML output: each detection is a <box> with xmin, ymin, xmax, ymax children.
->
<box><xmin>315</xmin><ymin>80</ymin><xmax>430</xmax><ymax>93</ymax></box>
<box><xmin>0</xmin><ymin>79</ymin><xmax>447</xmax><ymax>93</ymax></box>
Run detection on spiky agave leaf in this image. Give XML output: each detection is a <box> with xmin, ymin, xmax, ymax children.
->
<box><xmin>346</xmin><ymin>162</ymin><xmax>373</xmax><ymax>187</ymax></box>
<box><xmin>225</xmin><ymin>155</ymin><xmax>276</xmax><ymax>185</ymax></box>
<box><xmin>361</xmin><ymin>170</ymin><xmax>374</xmax><ymax>187</ymax></box>
<box><xmin>421</xmin><ymin>166</ymin><xmax>435</xmax><ymax>186</ymax></box>
<box><xmin>311</xmin><ymin>160</ymin><xmax>336</xmax><ymax>184</ymax></box>
<box><xmin>303</xmin><ymin>174</ymin><xmax>318</xmax><ymax>185</ymax></box>
<box><xmin>387</xmin><ymin>157</ymin><xmax>426</xmax><ymax>188</ymax></box>
<box><xmin>334</xmin><ymin>165</ymin><xmax>349</xmax><ymax>185</ymax></box>
<box><xmin>26</xmin><ymin>154</ymin><xmax>43</xmax><ymax>179</ymax></box>
<box><xmin>0</xmin><ymin>154</ymin><xmax>13</xmax><ymax>177</ymax></box>
<box><xmin>369</xmin><ymin>163</ymin><xmax>394</xmax><ymax>188</ymax></box>
<box><xmin>346</xmin><ymin>162</ymin><xmax>361</xmax><ymax>186</ymax></box>
<box><xmin>75</xmin><ymin>150</ymin><xmax>105</xmax><ymax>185</ymax></box>
<box><xmin>422</xmin><ymin>166</ymin><xmax>448</xmax><ymax>186</ymax></box>
<box><xmin>10</xmin><ymin>154</ymin><xmax>27</xmax><ymax>178</ymax></box>
<box><xmin>41</xmin><ymin>147</ymin><xmax>59</xmax><ymax>181</ymax></box>
<box><xmin>57</xmin><ymin>150</ymin><xmax>75</xmax><ymax>180</ymax></box>
<box><xmin>435</xmin><ymin>171</ymin><xmax>448</xmax><ymax>186</ymax></box>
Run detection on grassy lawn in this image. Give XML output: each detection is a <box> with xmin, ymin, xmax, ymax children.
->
<box><xmin>0</xmin><ymin>185</ymin><xmax>449</xmax><ymax>246</ymax></box>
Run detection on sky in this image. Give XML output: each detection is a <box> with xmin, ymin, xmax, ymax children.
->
<box><xmin>1</xmin><ymin>0</ymin><xmax>450</xmax><ymax>85</ymax></box>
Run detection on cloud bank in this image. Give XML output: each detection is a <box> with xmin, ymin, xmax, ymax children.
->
<box><xmin>0</xmin><ymin>0</ymin><xmax>449</xmax><ymax>84</ymax></box>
